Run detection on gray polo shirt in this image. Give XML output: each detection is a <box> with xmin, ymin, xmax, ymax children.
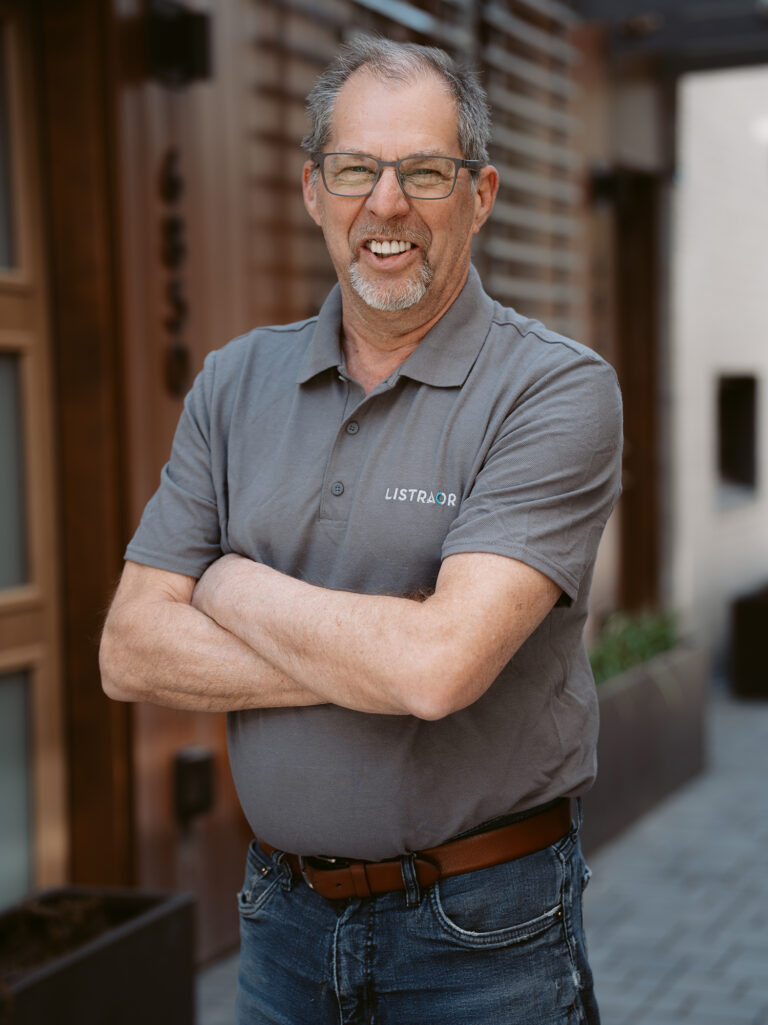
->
<box><xmin>126</xmin><ymin>266</ymin><xmax>622</xmax><ymax>860</ymax></box>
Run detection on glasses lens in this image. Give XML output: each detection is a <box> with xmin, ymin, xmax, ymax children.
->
<box><xmin>323</xmin><ymin>154</ymin><xmax>379</xmax><ymax>195</ymax></box>
<box><xmin>399</xmin><ymin>156</ymin><xmax>457</xmax><ymax>198</ymax></box>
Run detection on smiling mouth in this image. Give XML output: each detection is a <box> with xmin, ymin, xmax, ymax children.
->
<box><xmin>365</xmin><ymin>239</ymin><xmax>415</xmax><ymax>257</ymax></box>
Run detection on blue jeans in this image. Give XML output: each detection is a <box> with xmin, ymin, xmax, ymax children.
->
<box><xmin>235</xmin><ymin>823</ymin><xmax>599</xmax><ymax>1024</ymax></box>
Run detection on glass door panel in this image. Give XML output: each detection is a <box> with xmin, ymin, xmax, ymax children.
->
<box><xmin>0</xmin><ymin>669</ymin><xmax>31</xmax><ymax>907</ymax></box>
<box><xmin>0</xmin><ymin>350</ymin><xmax>28</xmax><ymax>588</ymax></box>
<box><xmin>0</xmin><ymin>22</ymin><xmax>15</xmax><ymax>270</ymax></box>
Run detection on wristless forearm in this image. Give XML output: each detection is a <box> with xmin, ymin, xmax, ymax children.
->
<box><xmin>193</xmin><ymin>552</ymin><xmax>560</xmax><ymax>722</ymax></box>
<box><xmin>100</xmin><ymin>597</ymin><xmax>325</xmax><ymax>711</ymax></box>
<box><xmin>194</xmin><ymin>557</ymin><xmax>437</xmax><ymax>715</ymax></box>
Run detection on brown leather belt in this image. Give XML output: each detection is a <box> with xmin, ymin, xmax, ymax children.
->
<box><xmin>259</xmin><ymin>799</ymin><xmax>572</xmax><ymax>900</ymax></box>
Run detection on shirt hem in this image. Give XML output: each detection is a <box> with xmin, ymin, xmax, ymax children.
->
<box><xmin>124</xmin><ymin>544</ymin><xmax>214</xmax><ymax>580</ymax></box>
<box><xmin>440</xmin><ymin>540</ymin><xmax>578</xmax><ymax>602</ymax></box>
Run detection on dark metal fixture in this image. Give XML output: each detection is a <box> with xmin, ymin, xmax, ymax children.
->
<box><xmin>174</xmin><ymin>746</ymin><xmax>215</xmax><ymax>828</ymax></box>
<box><xmin>147</xmin><ymin>0</ymin><xmax>212</xmax><ymax>88</ymax></box>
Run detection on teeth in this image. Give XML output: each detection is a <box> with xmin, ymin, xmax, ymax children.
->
<box><xmin>367</xmin><ymin>240</ymin><xmax>413</xmax><ymax>255</ymax></box>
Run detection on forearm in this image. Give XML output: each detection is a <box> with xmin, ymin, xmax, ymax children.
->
<box><xmin>100</xmin><ymin>592</ymin><xmax>325</xmax><ymax>712</ymax></box>
<box><xmin>193</xmin><ymin>555</ymin><xmax>538</xmax><ymax>719</ymax></box>
<box><xmin>197</xmin><ymin>571</ymin><xmax>425</xmax><ymax>715</ymax></box>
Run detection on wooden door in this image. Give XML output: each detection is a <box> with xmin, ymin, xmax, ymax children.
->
<box><xmin>0</xmin><ymin>1</ymin><xmax>66</xmax><ymax>906</ymax></box>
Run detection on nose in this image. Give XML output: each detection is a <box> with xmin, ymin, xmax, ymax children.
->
<box><xmin>364</xmin><ymin>166</ymin><xmax>411</xmax><ymax>219</ymax></box>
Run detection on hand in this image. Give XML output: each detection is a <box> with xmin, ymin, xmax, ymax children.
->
<box><xmin>192</xmin><ymin>553</ymin><xmax>253</xmax><ymax>619</ymax></box>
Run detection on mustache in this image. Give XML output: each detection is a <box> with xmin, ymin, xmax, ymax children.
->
<box><xmin>350</xmin><ymin>223</ymin><xmax>431</xmax><ymax>249</ymax></box>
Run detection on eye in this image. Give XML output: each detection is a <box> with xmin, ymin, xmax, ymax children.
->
<box><xmin>326</xmin><ymin>155</ymin><xmax>377</xmax><ymax>184</ymax></box>
<box><xmin>399</xmin><ymin>157</ymin><xmax>454</xmax><ymax>190</ymax></box>
<box><xmin>406</xmin><ymin>164</ymin><xmax>444</xmax><ymax>179</ymax></box>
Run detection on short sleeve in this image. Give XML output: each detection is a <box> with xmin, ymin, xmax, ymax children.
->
<box><xmin>441</xmin><ymin>354</ymin><xmax>623</xmax><ymax>603</ymax></box>
<box><xmin>125</xmin><ymin>352</ymin><xmax>223</xmax><ymax>578</ymax></box>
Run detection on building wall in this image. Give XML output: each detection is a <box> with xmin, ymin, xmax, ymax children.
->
<box><xmin>671</xmin><ymin>66</ymin><xmax>768</xmax><ymax>667</ymax></box>
<box><xmin>11</xmin><ymin>0</ymin><xmax>632</xmax><ymax>961</ymax></box>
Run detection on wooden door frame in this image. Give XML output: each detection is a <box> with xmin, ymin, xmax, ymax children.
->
<box><xmin>612</xmin><ymin>168</ymin><xmax>662</xmax><ymax>611</ymax></box>
<box><xmin>32</xmin><ymin>0</ymin><xmax>133</xmax><ymax>885</ymax></box>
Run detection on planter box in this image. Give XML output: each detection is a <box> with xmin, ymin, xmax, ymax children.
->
<box><xmin>0</xmin><ymin>888</ymin><xmax>195</xmax><ymax>1025</ymax></box>
<box><xmin>581</xmin><ymin>645</ymin><xmax>709</xmax><ymax>854</ymax></box>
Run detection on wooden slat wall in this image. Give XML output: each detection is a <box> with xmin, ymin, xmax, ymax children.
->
<box><xmin>244</xmin><ymin>0</ymin><xmax>584</xmax><ymax>339</ymax></box>
<box><xmin>246</xmin><ymin>0</ymin><xmax>341</xmax><ymax>323</ymax></box>
<box><xmin>480</xmin><ymin>1</ymin><xmax>584</xmax><ymax>337</ymax></box>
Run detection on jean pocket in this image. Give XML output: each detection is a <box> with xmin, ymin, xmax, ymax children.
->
<box><xmin>237</xmin><ymin>840</ymin><xmax>283</xmax><ymax>920</ymax></box>
<box><xmin>427</xmin><ymin>846</ymin><xmax>565</xmax><ymax>950</ymax></box>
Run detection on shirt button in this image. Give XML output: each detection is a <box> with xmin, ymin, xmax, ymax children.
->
<box><xmin>331</xmin><ymin>481</ymin><xmax>344</xmax><ymax>496</ymax></box>
<box><xmin>345</xmin><ymin>421</ymin><xmax>360</xmax><ymax>435</ymax></box>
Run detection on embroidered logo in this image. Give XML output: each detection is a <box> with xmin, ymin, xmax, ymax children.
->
<box><xmin>384</xmin><ymin>487</ymin><xmax>457</xmax><ymax>506</ymax></box>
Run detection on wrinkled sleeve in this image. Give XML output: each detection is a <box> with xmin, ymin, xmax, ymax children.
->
<box><xmin>125</xmin><ymin>352</ymin><xmax>223</xmax><ymax>578</ymax></box>
<box><xmin>441</xmin><ymin>354</ymin><xmax>623</xmax><ymax>604</ymax></box>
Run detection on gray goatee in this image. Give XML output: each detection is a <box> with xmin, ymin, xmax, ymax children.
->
<box><xmin>348</xmin><ymin>221</ymin><xmax>432</xmax><ymax>311</ymax></box>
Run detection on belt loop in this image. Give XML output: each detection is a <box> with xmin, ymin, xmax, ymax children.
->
<box><xmin>574</xmin><ymin>797</ymin><xmax>583</xmax><ymax>832</ymax></box>
<box><xmin>274</xmin><ymin>850</ymin><xmax>295</xmax><ymax>891</ymax></box>
<box><xmin>400</xmin><ymin>853</ymin><xmax>422</xmax><ymax>908</ymax></box>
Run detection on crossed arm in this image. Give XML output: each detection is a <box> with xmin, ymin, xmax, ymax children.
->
<box><xmin>99</xmin><ymin>551</ymin><xmax>560</xmax><ymax>721</ymax></box>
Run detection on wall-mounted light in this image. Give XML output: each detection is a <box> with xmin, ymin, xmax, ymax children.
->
<box><xmin>174</xmin><ymin>746</ymin><xmax>215</xmax><ymax>829</ymax></box>
<box><xmin>146</xmin><ymin>0</ymin><xmax>212</xmax><ymax>89</ymax></box>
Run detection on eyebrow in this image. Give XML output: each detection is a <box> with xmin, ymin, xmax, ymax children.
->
<box><xmin>330</xmin><ymin>149</ymin><xmax>461</xmax><ymax>159</ymax></box>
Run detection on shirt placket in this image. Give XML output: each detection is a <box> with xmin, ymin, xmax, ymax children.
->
<box><xmin>319</xmin><ymin>377</ymin><xmax>385</xmax><ymax>523</ymax></box>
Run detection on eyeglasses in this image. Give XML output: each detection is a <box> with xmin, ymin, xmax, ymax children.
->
<box><xmin>312</xmin><ymin>152</ymin><xmax>485</xmax><ymax>200</ymax></box>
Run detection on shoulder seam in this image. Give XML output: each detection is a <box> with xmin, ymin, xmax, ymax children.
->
<box><xmin>491</xmin><ymin>310</ymin><xmax>605</xmax><ymax>363</ymax></box>
<box><xmin>221</xmin><ymin>317</ymin><xmax>319</xmax><ymax>350</ymax></box>
<box><xmin>253</xmin><ymin>316</ymin><xmax>319</xmax><ymax>336</ymax></box>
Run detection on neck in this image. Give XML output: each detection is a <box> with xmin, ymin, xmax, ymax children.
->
<box><xmin>339</xmin><ymin>267</ymin><xmax>469</xmax><ymax>393</ymax></box>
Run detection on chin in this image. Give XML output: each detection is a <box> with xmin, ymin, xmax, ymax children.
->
<box><xmin>349</xmin><ymin>263</ymin><xmax>432</xmax><ymax>313</ymax></box>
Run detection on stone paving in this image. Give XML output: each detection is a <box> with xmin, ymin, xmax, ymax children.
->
<box><xmin>196</xmin><ymin>688</ymin><xmax>768</xmax><ymax>1025</ymax></box>
<box><xmin>584</xmin><ymin>689</ymin><xmax>768</xmax><ymax>1025</ymax></box>
<box><xmin>197</xmin><ymin>950</ymin><xmax>238</xmax><ymax>1025</ymax></box>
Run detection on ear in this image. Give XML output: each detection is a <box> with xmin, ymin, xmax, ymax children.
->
<box><xmin>471</xmin><ymin>164</ymin><xmax>499</xmax><ymax>236</ymax></box>
<box><xmin>302</xmin><ymin>160</ymin><xmax>323</xmax><ymax>228</ymax></box>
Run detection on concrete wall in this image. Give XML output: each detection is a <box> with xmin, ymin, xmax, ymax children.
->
<box><xmin>671</xmin><ymin>66</ymin><xmax>768</xmax><ymax>669</ymax></box>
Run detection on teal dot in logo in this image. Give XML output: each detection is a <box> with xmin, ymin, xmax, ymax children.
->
<box><xmin>436</xmin><ymin>492</ymin><xmax>446</xmax><ymax>505</ymax></box>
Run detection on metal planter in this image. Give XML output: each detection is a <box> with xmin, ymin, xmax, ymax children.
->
<box><xmin>0</xmin><ymin>888</ymin><xmax>195</xmax><ymax>1025</ymax></box>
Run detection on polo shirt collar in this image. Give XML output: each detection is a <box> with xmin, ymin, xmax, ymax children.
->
<box><xmin>295</xmin><ymin>286</ymin><xmax>345</xmax><ymax>383</ymax></box>
<box><xmin>296</xmin><ymin>264</ymin><xmax>495</xmax><ymax>388</ymax></box>
<box><xmin>396</xmin><ymin>266</ymin><xmax>495</xmax><ymax>387</ymax></box>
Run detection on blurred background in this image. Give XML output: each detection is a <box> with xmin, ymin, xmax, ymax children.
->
<box><xmin>1</xmin><ymin>0</ymin><xmax>767</xmax><ymax>968</ymax></box>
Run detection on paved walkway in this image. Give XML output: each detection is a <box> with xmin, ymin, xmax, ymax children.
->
<box><xmin>584</xmin><ymin>689</ymin><xmax>768</xmax><ymax>1025</ymax></box>
<box><xmin>196</xmin><ymin>689</ymin><xmax>768</xmax><ymax>1025</ymax></box>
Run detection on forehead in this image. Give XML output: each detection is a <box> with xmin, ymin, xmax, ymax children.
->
<box><xmin>329</xmin><ymin>69</ymin><xmax>461</xmax><ymax>156</ymax></box>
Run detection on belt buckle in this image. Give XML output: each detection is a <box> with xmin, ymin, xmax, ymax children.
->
<box><xmin>297</xmin><ymin>855</ymin><xmax>314</xmax><ymax>890</ymax></box>
<box><xmin>297</xmin><ymin>854</ymin><xmax>347</xmax><ymax>891</ymax></box>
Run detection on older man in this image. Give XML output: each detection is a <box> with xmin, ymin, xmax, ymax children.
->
<box><xmin>101</xmin><ymin>36</ymin><xmax>621</xmax><ymax>1025</ymax></box>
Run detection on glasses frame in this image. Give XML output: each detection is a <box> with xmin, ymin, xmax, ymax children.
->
<box><xmin>311</xmin><ymin>152</ymin><xmax>486</xmax><ymax>200</ymax></box>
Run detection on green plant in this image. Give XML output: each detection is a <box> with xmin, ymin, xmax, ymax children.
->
<box><xmin>589</xmin><ymin>610</ymin><xmax>677</xmax><ymax>685</ymax></box>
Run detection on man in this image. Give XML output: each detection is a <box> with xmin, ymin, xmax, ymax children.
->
<box><xmin>101</xmin><ymin>36</ymin><xmax>621</xmax><ymax>1025</ymax></box>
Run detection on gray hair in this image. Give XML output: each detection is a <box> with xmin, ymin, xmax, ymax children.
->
<box><xmin>301</xmin><ymin>36</ymin><xmax>491</xmax><ymax>167</ymax></box>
